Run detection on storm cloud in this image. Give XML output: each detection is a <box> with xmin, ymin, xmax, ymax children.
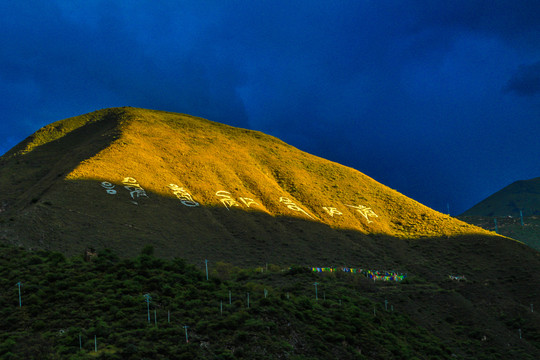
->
<box><xmin>506</xmin><ymin>61</ymin><xmax>540</xmax><ymax>96</ymax></box>
<box><xmin>1</xmin><ymin>1</ymin><xmax>539</xmax><ymax>214</ymax></box>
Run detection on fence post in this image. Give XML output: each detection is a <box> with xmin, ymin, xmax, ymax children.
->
<box><xmin>184</xmin><ymin>325</ymin><xmax>189</xmax><ymax>343</ymax></box>
<box><xmin>16</xmin><ymin>282</ymin><xmax>22</xmax><ymax>308</ymax></box>
<box><xmin>143</xmin><ymin>294</ymin><xmax>151</xmax><ymax>323</ymax></box>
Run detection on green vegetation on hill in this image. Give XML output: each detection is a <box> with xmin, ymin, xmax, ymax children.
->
<box><xmin>0</xmin><ymin>245</ymin><xmax>449</xmax><ymax>360</ymax></box>
<box><xmin>1</xmin><ymin>244</ymin><xmax>539</xmax><ymax>360</ymax></box>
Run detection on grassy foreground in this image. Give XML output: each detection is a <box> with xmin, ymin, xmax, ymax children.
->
<box><xmin>1</xmin><ymin>245</ymin><xmax>538</xmax><ymax>360</ymax></box>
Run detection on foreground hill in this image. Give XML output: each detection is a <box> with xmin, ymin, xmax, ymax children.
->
<box><xmin>0</xmin><ymin>244</ymin><xmax>539</xmax><ymax>360</ymax></box>
<box><xmin>0</xmin><ymin>107</ymin><xmax>490</xmax><ymax>264</ymax></box>
<box><xmin>0</xmin><ymin>107</ymin><xmax>539</xmax><ymax>359</ymax></box>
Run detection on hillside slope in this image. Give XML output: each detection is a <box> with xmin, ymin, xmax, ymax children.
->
<box><xmin>459</xmin><ymin>177</ymin><xmax>540</xmax><ymax>250</ymax></box>
<box><xmin>461</xmin><ymin>177</ymin><xmax>540</xmax><ymax>217</ymax></box>
<box><xmin>1</xmin><ymin>107</ymin><xmax>539</xmax><ymax>359</ymax></box>
<box><xmin>0</xmin><ymin>244</ymin><xmax>536</xmax><ymax>360</ymax></box>
<box><xmin>0</xmin><ymin>107</ymin><xmax>493</xmax><ymax>264</ymax></box>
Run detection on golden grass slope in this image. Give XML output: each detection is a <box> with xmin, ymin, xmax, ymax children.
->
<box><xmin>0</xmin><ymin>107</ymin><xmax>506</xmax><ymax>264</ymax></box>
<box><xmin>12</xmin><ymin>106</ymin><xmax>489</xmax><ymax>238</ymax></box>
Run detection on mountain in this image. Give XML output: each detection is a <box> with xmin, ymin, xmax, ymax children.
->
<box><xmin>461</xmin><ymin>177</ymin><xmax>540</xmax><ymax>217</ymax></box>
<box><xmin>459</xmin><ymin>177</ymin><xmax>540</xmax><ymax>251</ymax></box>
<box><xmin>0</xmin><ymin>107</ymin><xmax>490</xmax><ymax>264</ymax></box>
<box><xmin>1</xmin><ymin>107</ymin><xmax>539</xmax><ymax>359</ymax></box>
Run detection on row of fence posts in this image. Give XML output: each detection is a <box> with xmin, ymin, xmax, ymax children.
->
<box><xmin>16</xmin><ymin>254</ymin><xmax>537</xmax><ymax>316</ymax></box>
<box><xmin>40</xmin><ymin>292</ymin><xmax>398</xmax><ymax>354</ymax></box>
<box><xmin>74</xmin><ymin>333</ymin><xmax>97</xmax><ymax>353</ymax></box>
<box><xmin>446</xmin><ymin>202</ymin><xmax>527</xmax><ymax>230</ymax></box>
<box><xmin>16</xmin><ymin>277</ymin><xmax>535</xmax><ymax>349</ymax></box>
<box><xmin>470</xmin><ymin>212</ymin><xmax>531</xmax><ymax>342</ymax></box>
<box><xmin>13</xmin><ymin>258</ymin><xmax>535</xmax><ymax>351</ymax></box>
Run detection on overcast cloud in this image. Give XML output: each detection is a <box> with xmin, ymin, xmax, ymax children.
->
<box><xmin>1</xmin><ymin>0</ymin><xmax>539</xmax><ymax>214</ymax></box>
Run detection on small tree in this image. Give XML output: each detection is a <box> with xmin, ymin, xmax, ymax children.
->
<box><xmin>140</xmin><ymin>245</ymin><xmax>154</xmax><ymax>256</ymax></box>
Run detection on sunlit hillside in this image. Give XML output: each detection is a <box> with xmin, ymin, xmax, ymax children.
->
<box><xmin>0</xmin><ymin>107</ymin><xmax>495</xmax><ymax>263</ymax></box>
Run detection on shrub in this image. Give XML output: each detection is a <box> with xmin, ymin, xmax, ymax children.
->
<box><xmin>140</xmin><ymin>245</ymin><xmax>154</xmax><ymax>256</ymax></box>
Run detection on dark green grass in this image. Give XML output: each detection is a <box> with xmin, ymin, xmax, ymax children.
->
<box><xmin>459</xmin><ymin>215</ymin><xmax>540</xmax><ymax>251</ymax></box>
<box><xmin>0</xmin><ymin>245</ymin><xmax>539</xmax><ymax>360</ymax></box>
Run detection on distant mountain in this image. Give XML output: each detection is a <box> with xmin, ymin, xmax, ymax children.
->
<box><xmin>458</xmin><ymin>177</ymin><xmax>540</xmax><ymax>251</ymax></box>
<box><xmin>0</xmin><ymin>107</ymin><xmax>489</xmax><ymax>265</ymax></box>
<box><xmin>461</xmin><ymin>177</ymin><xmax>540</xmax><ymax>217</ymax></box>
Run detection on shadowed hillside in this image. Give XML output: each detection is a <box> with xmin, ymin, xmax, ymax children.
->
<box><xmin>0</xmin><ymin>243</ymin><xmax>537</xmax><ymax>360</ymax></box>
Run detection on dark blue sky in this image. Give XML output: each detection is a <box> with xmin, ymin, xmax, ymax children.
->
<box><xmin>1</xmin><ymin>1</ymin><xmax>539</xmax><ymax>215</ymax></box>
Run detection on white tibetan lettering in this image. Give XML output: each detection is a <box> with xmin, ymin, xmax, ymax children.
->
<box><xmin>346</xmin><ymin>204</ymin><xmax>378</xmax><ymax>223</ymax></box>
<box><xmin>239</xmin><ymin>197</ymin><xmax>259</xmax><ymax>208</ymax></box>
<box><xmin>100</xmin><ymin>181</ymin><xmax>117</xmax><ymax>195</ymax></box>
<box><xmin>168</xmin><ymin>184</ymin><xmax>199</xmax><ymax>207</ymax></box>
<box><xmin>216</xmin><ymin>191</ymin><xmax>240</xmax><ymax>210</ymax></box>
<box><xmin>122</xmin><ymin>177</ymin><xmax>148</xmax><ymax>200</ymax></box>
<box><xmin>322</xmin><ymin>207</ymin><xmax>342</xmax><ymax>217</ymax></box>
<box><xmin>279</xmin><ymin>197</ymin><xmax>313</xmax><ymax>219</ymax></box>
